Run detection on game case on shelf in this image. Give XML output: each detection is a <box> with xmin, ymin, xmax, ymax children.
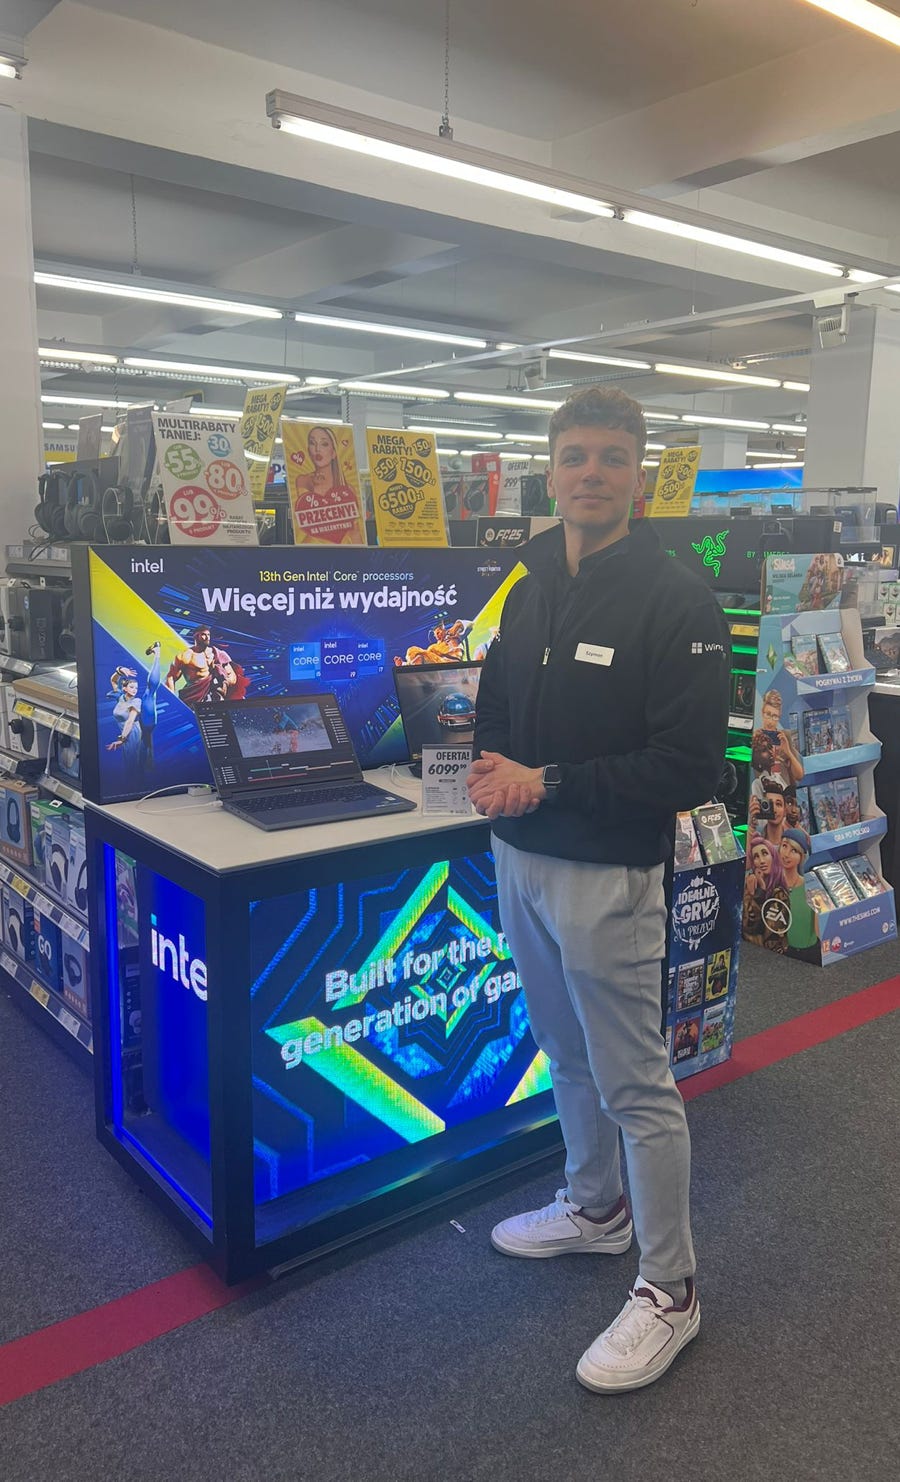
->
<box><xmin>705</xmin><ymin>949</ymin><xmax>731</xmax><ymax>1002</ymax></box>
<box><xmin>791</xmin><ymin>634</ymin><xmax>820</xmax><ymax>675</ymax></box>
<box><xmin>675</xmin><ymin>960</ymin><xmax>704</xmax><ymax>1011</ymax></box>
<box><xmin>805</xmin><ymin>878</ymin><xmax>835</xmax><ymax>913</ymax></box>
<box><xmin>830</xmin><ymin>705</ymin><xmax>852</xmax><ymax>751</ymax></box>
<box><xmin>832</xmin><ymin>775</ymin><xmax>861</xmax><ymax>827</ymax></box>
<box><xmin>673</xmin><ymin>812</ymin><xmax>703</xmax><ymax>869</ymax></box>
<box><xmin>809</xmin><ymin>781</ymin><xmax>840</xmax><ymax>833</ymax></box>
<box><xmin>843</xmin><ymin>854</ymin><xmax>885</xmax><ymax>899</ymax></box>
<box><xmin>814</xmin><ymin>861</ymin><xmax>859</xmax><ymax>908</ymax></box>
<box><xmin>817</xmin><ymin>631</ymin><xmax>852</xmax><ymax>674</ymax></box>
<box><xmin>701</xmin><ymin>1004</ymin><xmax>726</xmax><ymax>1055</ymax></box>
<box><xmin>803</xmin><ymin>709</ymin><xmax>835</xmax><ymax>756</ymax></box>
<box><xmin>691</xmin><ymin>802</ymin><xmax>742</xmax><ymax>864</ymax></box>
<box><xmin>731</xmin><ymin>674</ymin><xmax>755</xmax><ymax>717</ymax></box>
<box><xmin>794</xmin><ymin>785</ymin><xmax>814</xmax><ymax>834</ymax></box>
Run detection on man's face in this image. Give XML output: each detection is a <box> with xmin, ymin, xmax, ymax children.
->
<box><xmin>761</xmin><ymin>703</ymin><xmax>781</xmax><ymax>731</ymax></box>
<box><xmin>194</xmin><ymin>628</ymin><xmax>211</xmax><ymax>649</ymax></box>
<box><xmin>767</xmin><ymin>792</ymin><xmax>786</xmax><ymax>825</ymax></box>
<box><xmin>547</xmin><ymin>424</ymin><xmax>645</xmax><ymax>539</ymax></box>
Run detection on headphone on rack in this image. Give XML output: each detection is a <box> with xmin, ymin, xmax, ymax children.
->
<box><xmin>7</xmin><ymin>903</ymin><xmax>24</xmax><ymax>957</ymax></box>
<box><xmin>34</xmin><ymin>470</ymin><xmax>69</xmax><ymax>539</ymax></box>
<box><xmin>6</xmin><ymin>795</ymin><xmax>21</xmax><ymax>844</ymax></box>
<box><xmin>63</xmin><ymin>950</ymin><xmax>83</xmax><ymax>987</ymax></box>
<box><xmin>49</xmin><ymin>842</ymin><xmax>69</xmax><ymax>895</ymax></box>
<box><xmin>63</xmin><ymin>469</ymin><xmax>104</xmax><ymax>541</ymax></box>
<box><xmin>74</xmin><ymin>858</ymin><xmax>88</xmax><ymax>914</ymax></box>
<box><xmin>100</xmin><ymin>483</ymin><xmax>140</xmax><ymax>542</ymax></box>
<box><xmin>58</xmin><ymin>594</ymin><xmax>76</xmax><ymax>658</ymax></box>
<box><xmin>144</xmin><ymin>487</ymin><xmax>169</xmax><ymax>545</ymax></box>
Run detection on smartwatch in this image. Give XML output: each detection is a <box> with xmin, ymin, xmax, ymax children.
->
<box><xmin>542</xmin><ymin>764</ymin><xmax>563</xmax><ymax>800</ymax></box>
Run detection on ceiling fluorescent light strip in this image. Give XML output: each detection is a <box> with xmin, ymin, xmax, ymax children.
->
<box><xmin>782</xmin><ymin>381</ymin><xmax>811</xmax><ymax>393</ymax></box>
<box><xmin>503</xmin><ymin>433</ymin><xmax>548</xmax><ymax>444</ymax></box>
<box><xmin>41</xmin><ymin>394</ymin><xmax>141</xmax><ymax>409</ymax></box>
<box><xmin>625</xmin><ymin>212</ymin><xmax>846</xmax><ymax>277</ymax></box>
<box><xmin>408</xmin><ymin>424</ymin><xmax>503</xmax><ymax>440</ymax></box>
<box><xmin>124</xmin><ymin>357</ymin><xmax>301</xmax><ymax>384</ymax></box>
<box><xmin>654</xmin><ymin>362</ymin><xmax>782</xmax><ymax>388</ymax></box>
<box><xmin>339</xmin><ymin>381</ymin><xmax>450</xmax><ymax>399</ymax></box>
<box><xmin>455</xmin><ymin>392</ymin><xmax>562</xmax><ymax>410</ymax></box>
<box><xmin>294</xmin><ymin>312</ymin><xmax>486</xmax><ymax>348</ymax></box>
<box><xmin>39</xmin><ymin>346</ymin><xmax>118</xmax><ymax>365</ymax></box>
<box><xmin>34</xmin><ymin>272</ymin><xmax>282</xmax><ymax>320</ymax></box>
<box><xmin>771</xmin><ymin>422</ymin><xmax>808</xmax><ymax>434</ymax></box>
<box><xmin>548</xmin><ymin>350</ymin><xmax>652</xmax><ymax>370</ymax></box>
<box><xmin>267</xmin><ymin>94</ymin><xmax>894</xmax><ymax>285</ymax></box>
<box><xmin>681</xmin><ymin>414</ymin><xmax>771</xmax><ymax>430</ymax></box>
<box><xmin>268</xmin><ymin>94</ymin><xmax>616</xmax><ymax>219</ymax></box>
<box><xmin>799</xmin><ymin>1</ymin><xmax>900</xmax><ymax>48</ymax></box>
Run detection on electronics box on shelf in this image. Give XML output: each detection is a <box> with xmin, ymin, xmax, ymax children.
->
<box><xmin>31</xmin><ymin>906</ymin><xmax>62</xmax><ymax>994</ymax></box>
<box><xmin>2</xmin><ymin>690</ymin><xmax>51</xmax><ymax>761</ymax></box>
<box><xmin>45</xmin><ymin>807</ymin><xmax>74</xmax><ymax>899</ymax></box>
<box><xmin>1</xmin><ymin>885</ymin><xmax>34</xmax><ymax>963</ymax></box>
<box><xmin>67</xmin><ymin>815</ymin><xmax>87</xmax><ymax>915</ymax></box>
<box><xmin>0</xmin><ymin>778</ymin><xmax>39</xmax><ymax>866</ymax></box>
<box><xmin>60</xmin><ymin>928</ymin><xmax>89</xmax><ymax>1018</ymax></box>
<box><xmin>29</xmin><ymin>796</ymin><xmax>66</xmax><ymax>885</ymax></box>
<box><xmin>48</xmin><ymin>729</ymin><xmax>81</xmax><ymax>790</ymax></box>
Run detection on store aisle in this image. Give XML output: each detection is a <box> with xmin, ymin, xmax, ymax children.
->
<box><xmin>1</xmin><ymin>944</ymin><xmax>898</xmax><ymax>1482</ymax></box>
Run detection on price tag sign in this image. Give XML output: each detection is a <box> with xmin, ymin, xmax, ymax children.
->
<box><xmin>421</xmin><ymin>746</ymin><xmax>473</xmax><ymax>816</ymax></box>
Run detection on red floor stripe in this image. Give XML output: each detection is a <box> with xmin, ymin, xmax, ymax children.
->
<box><xmin>681</xmin><ymin>973</ymin><xmax>900</xmax><ymax>1102</ymax></box>
<box><xmin>1</xmin><ymin>973</ymin><xmax>899</xmax><ymax>1408</ymax></box>
<box><xmin>0</xmin><ymin>1265</ymin><xmax>265</xmax><ymax>1408</ymax></box>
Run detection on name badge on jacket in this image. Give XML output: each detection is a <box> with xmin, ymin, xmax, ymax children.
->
<box><xmin>575</xmin><ymin>642</ymin><xmax>614</xmax><ymax>667</ymax></box>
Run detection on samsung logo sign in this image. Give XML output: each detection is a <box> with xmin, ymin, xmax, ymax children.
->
<box><xmin>150</xmin><ymin>913</ymin><xmax>207</xmax><ymax>1001</ymax></box>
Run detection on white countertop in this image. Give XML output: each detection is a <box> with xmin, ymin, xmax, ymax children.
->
<box><xmin>873</xmin><ymin>680</ymin><xmax>900</xmax><ymax>697</ymax></box>
<box><xmin>84</xmin><ymin>768</ymin><xmax>484</xmax><ymax>874</ymax></box>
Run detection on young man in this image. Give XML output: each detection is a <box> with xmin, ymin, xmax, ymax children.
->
<box><xmin>468</xmin><ymin>386</ymin><xmax>730</xmax><ymax>1394</ymax></box>
<box><xmin>166</xmin><ymin>625</ymin><xmax>238</xmax><ymax>707</ymax></box>
<box><xmin>749</xmin><ymin>776</ymin><xmax>787</xmax><ymax>849</ymax></box>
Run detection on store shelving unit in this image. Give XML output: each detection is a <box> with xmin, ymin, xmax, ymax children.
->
<box><xmin>0</xmin><ymin>654</ymin><xmax>89</xmax><ymax>1062</ymax></box>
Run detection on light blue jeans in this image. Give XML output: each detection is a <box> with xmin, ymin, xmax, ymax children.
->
<box><xmin>493</xmin><ymin>837</ymin><xmax>695</xmax><ymax>1283</ymax></box>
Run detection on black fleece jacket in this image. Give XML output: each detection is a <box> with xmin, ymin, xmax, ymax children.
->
<box><xmin>473</xmin><ymin>519</ymin><xmax>731</xmax><ymax>865</ymax></box>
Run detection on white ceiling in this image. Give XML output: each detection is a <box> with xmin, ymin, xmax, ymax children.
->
<box><xmin>12</xmin><ymin>0</ymin><xmax>900</xmax><ymax>453</ymax></box>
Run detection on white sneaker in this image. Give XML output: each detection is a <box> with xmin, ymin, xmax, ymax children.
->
<box><xmin>490</xmin><ymin>1190</ymin><xmax>633</xmax><ymax>1258</ymax></box>
<box><xmin>576</xmin><ymin>1278</ymin><xmax>700</xmax><ymax>1393</ymax></box>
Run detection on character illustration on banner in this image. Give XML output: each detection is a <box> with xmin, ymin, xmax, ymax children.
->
<box><xmin>742</xmin><ymin>835</ymin><xmax>790</xmax><ymax>954</ymax></box>
<box><xmin>393</xmin><ymin>619</ymin><xmax>471</xmax><ymax>666</ymax></box>
<box><xmin>106</xmin><ymin>641</ymin><xmax>163</xmax><ymax>772</ymax></box>
<box><xmin>165</xmin><ymin>625</ymin><xmax>250</xmax><ymax>707</ymax></box>
<box><xmin>291</xmin><ymin>426</ymin><xmax>366</xmax><ymax>546</ymax></box>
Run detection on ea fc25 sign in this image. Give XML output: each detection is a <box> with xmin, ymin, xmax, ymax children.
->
<box><xmin>649</xmin><ymin>446</ymin><xmax>701</xmax><ymax>519</ymax></box>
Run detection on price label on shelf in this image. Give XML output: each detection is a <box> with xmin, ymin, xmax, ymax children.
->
<box><xmin>422</xmin><ymin>746</ymin><xmax>473</xmax><ymax>816</ymax></box>
<box><xmin>10</xmin><ymin>874</ymin><xmax>28</xmax><ymax>897</ymax></box>
<box><xmin>30</xmin><ymin>980</ymin><xmax>50</xmax><ymax>1008</ymax></box>
<box><xmin>14</xmin><ymin>701</ymin><xmax>34</xmax><ymax>718</ymax></box>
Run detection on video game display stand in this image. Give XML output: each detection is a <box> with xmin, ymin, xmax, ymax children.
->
<box><xmin>744</xmin><ymin>554</ymin><xmax>897</xmax><ymax>965</ymax></box>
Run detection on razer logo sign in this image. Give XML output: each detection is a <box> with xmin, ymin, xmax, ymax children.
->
<box><xmin>690</xmin><ymin>530</ymin><xmax>729</xmax><ymax>579</ymax></box>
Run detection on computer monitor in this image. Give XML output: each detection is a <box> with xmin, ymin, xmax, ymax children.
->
<box><xmin>393</xmin><ymin>661</ymin><xmax>483</xmax><ymax>771</ymax></box>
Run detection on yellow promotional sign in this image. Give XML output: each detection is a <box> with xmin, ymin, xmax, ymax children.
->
<box><xmin>282</xmin><ymin>419</ymin><xmax>367</xmax><ymax>546</ymax></box>
<box><xmin>649</xmin><ymin>446</ymin><xmax>701</xmax><ymax>518</ymax></box>
<box><xmin>366</xmin><ymin>428</ymin><xmax>448</xmax><ymax>547</ymax></box>
<box><xmin>241</xmin><ymin>384</ymin><xmax>288</xmax><ymax>502</ymax></box>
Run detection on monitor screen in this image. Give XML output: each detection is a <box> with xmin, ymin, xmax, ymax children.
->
<box><xmin>195</xmin><ymin>694</ymin><xmax>356</xmax><ymax>794</ymax></box>
<box><xmin>393</xmin><ymin>662</ymin><xmax>483</xmax><ymax>762</ymax></box>
<box><xmin>72</xmin><ymin>545</ymin><xmax>524</xmax><ymax>804</ymax></box>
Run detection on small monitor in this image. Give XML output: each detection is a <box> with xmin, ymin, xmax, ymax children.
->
<box><xmin>195</xmin><ymin>693</ymin><xmax>358</xmax><ymax>795</ymax></box>
<box><xmin>393</xmin><ymin>661</ymin><xmax>483</xmax><ymax>769</ymax></box>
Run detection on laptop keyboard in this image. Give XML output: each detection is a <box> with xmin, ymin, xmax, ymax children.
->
<box><xmin>235</xmin><ymin>783</ymin><xmax>381</xmax><ymax>813</ymax></box>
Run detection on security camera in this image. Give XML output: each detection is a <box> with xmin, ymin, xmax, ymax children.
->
<box><xmin>523</xmin><ymin>355</ymin><xmax>549</xmax><ymax>390</ymax></box>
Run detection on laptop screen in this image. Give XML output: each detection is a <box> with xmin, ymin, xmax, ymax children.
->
<box><xmin>195</xmin><ymin>693</ymin><xmax>359</xmax><ymax>795</ymax></box>
<box><xmin>393</xmin><ymin>661</ymin><xmax>483</xmax><ymax>763</ymax></box>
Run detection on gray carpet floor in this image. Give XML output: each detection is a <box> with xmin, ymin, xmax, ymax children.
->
<box><xmin>1</xmin><ymin>939</ymin><xmax>898</xmax><ymax>1481</ymax></box>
